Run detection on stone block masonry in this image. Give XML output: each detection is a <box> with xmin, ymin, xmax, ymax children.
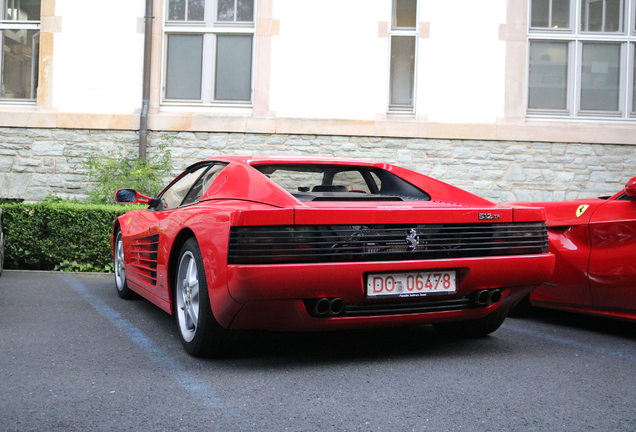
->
<box><xmin>0</xmin><ymin>127</ymin><xmax>634</xmax><ymax>203</ymax></box>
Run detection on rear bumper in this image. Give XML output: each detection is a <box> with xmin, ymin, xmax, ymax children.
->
<box><xmin>229</xmin><ymin>285</ymin><xmax>536</xmax><ymax>331</ymax></box>
<box><xmin>220</xmin><ymin>253</ymin><xmax>554</xmax><ymax>331</ymax></box>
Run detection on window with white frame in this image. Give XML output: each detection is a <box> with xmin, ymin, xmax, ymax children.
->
<box><xmin>528</xmin><ymin>0</ymin><xmax>636</xmax><ymax>118</ymax></box>
<box><xmin>388</xmin><ymin>0</ymin><xmax>417</xmax><ymax>114</ymax></box>
<box><xmin>0</xmin><ymin>0</ymin><xmax>40</xmax><ymax>102</ymax></box>
<box><xmin>163</xmin><ymin>0</ymin><xmax>255</xmax><ymax>105</ymax></box>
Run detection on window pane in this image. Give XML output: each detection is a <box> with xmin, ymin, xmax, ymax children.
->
<box><xmin>633</xmin><ymin>45</ymin><xmax>636</xmax><ymax>113</ymax></box>
<box><xmin>1</xmin><ymin>29</ymin><xmax>39</xmax><ymax>99</ymax></box>
<box><xmin>3</xmin><ymin>0</ymin><xmax>40</xmax><ymax>20</ymax></box>
<box><xmin>532</xmin><ymin>0</ymin><xmax>570</xmax><ymax>29</ymax></box>
<box><xmin>528</xmin><ymin>41</ymin><xmax>568</xmax><ymax>110</ymax></box>
<box><xmin>168</xmin><ymin>0</ymin><xmax>185</xmax><ymax>20</ymax></box>
<box><xmin>389</xmin><ymin>35</ymin><xmax>416</xmax><ymax>107</ymax></box>
<box><xmin>581</xmin><ymin>0</ymin><xmax>623</xmax><ymax>32</ymax></box>
<box><xmin>237</xmin><ymin>0</ymin><xmax>254</xmax><ymax>22</ymax></box>
<box><xmin>580</xmin><ymin>43</ymin><xmax>620</xmax><ymax>111</ymax></box>
<box><xmin>605</xmin><ymin>0</ymin><xmax>621</xmax><ymax>31</ymax></box>
<box><xmin>182</xmin><ymin>164</ymin><xmax>226</xmax><ymax>206</ymax></box>
<box><xmin>217</xmin><ymin>0</ymin><xmax>235</xmax><ymax>21</ymax></box>
<box><xmin>531</xmin><ymin>0</ymin><xmax>550</xmax><ymax>27</ymax></box>
<box><xmin>215</xmin><ymin>35</ymin><xmax>252</xmax><ymax>101</ymax></box>
<box><xmin>187</xmin><ymin>0</ymin><xmax>205</xmax><ymax>21</ymax></box>
<box><xmin>333</xmin><ymin>171</ymin><xmax>373</xmax><ymax>193</ymax></box>
<box><xmin>165</xmin><ymin>35</ymin><xmax>203</xmax><ymax>100</ymax></box>
<box><xmin>168</xmin><ymin>0</ymin><xmax>204</xmax><ymax>21</ymax></box>
<box><xmin>160</xmin><ymin>165</ymin><xmax>209</xmax><ymax>210</ymax></box>
<box><xmin>632</xmin><ymin>45</ymin><xmax>636</xmax><ymax>114</ymax></box>
<box><xmin>392</xmin><ymin>0</ymin><xmax>417</xmax><ymax>29</ymax></box>
<box><xmin>552</xmin><ymin>0</ymin><xmax>570</xmax><ymax>28</ymax></box>
<box><xmin>582</xmin><ymin>0</ymin><xmax>603</xmax><ymax>31</ymax></box>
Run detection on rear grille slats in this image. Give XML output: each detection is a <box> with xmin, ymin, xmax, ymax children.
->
<box><xmin>229</xmin><ymin>222</ymin><xmax>548</xmax><ymax>264</ymax></box>
<box><xmin>128</xmin><ymin>234</ymin><xmax>159</xmax><ymax>285</ymax></box>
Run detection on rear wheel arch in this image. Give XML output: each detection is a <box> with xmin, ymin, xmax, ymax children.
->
<box><xmin>168</xmin><ymin>228</ymin><xmax>197</xmax><ymax>313</ymax></box>
<box><xmin>113</xmin><ymin>226</ymin><xmax>138</xmax><ymax>299</ymax></box>
<box><xmin>172</xmin><ymin>234</ymin><xmax>238</xmax><ymax>357</ymax></box>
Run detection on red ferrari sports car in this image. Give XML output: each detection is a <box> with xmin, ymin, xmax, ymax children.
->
<box><xmin>112</xmin><ymin>156</ymin><xmax>554</xmax><ymax>356</ymax></box>
<box><xmin>509</xmin><ymin>176</ymin><xmax>636</xmax><ymax>322</ymax></box>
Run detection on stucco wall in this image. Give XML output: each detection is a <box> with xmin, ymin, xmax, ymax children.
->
<box><xmin>0</xmin><ymin>127</ymin><xmax>633</xmax><ymax>203</ymax></box>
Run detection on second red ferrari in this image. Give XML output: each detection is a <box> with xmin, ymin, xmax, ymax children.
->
<box><xmin>509</xmin><ymin>176</ymin><xmax>636</xmax><ymax>322</ymax></box>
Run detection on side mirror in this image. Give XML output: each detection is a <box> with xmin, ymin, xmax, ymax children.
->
<box><xmin>114</xmin><ymin>189</ymin><xmax>152</xmax><ymax>204</ymax></box>
<box><xmin>625</xmin><ymin>177</ymin><xmax>636</xmax><ymax>197</ymax></box>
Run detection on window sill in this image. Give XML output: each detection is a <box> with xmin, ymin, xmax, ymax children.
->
<box><xmin>526</xmin><ymin>114</ymin><xmax>636</xmax><ymax>123</ymax></box>
<box><xmin>159</xmin><ymin>104</ymin><xmax>254</xmax><ymax>114</ymax></box>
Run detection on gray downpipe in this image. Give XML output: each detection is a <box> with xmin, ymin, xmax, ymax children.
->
<box><xmin>139</xmin><ymin>0</ymin><xmax>154</xmax><ymax>160</ymax></box>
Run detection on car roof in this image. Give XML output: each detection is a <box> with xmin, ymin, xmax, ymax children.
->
<box><xmin>193</xmin><ymin>155</ymin><xmax>497</xmax><ymax>209</ymax></box>
<box><xmin>204</xmin><ymin>155</ymin><xmax>384</xmax><ymax>167</ymax></box>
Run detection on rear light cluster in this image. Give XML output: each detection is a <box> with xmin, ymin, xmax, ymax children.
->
<box><xmin>228</xmin><ymin>222</ymin><xmax>548</xmax><ymax>265</ymax></box>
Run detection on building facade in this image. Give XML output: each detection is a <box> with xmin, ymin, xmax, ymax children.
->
<box><xmin>1</xmin><ymin>0</ymin><xmax>635</xmax><ymax>202</ymax></box>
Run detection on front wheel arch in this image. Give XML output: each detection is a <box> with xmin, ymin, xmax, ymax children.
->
<box><xmin>113</xmin><ymin>227</ymin><xmax>138</xmax><ymax>300</ymax></box>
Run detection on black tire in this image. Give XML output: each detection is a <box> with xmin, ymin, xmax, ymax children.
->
<box><xmin>174</xmin><ymin>237</ymin><xmax>235</xmax><ymax>357</ymax></box>
<box><xmin>114</xmin><ymin>230</ymin><xmax>138</xmax><ymax>299</ymax></box>
<box><xmin>433</xmin><ymin>311</ymin><xmax>507</xmax><ymax>338</ymax></box>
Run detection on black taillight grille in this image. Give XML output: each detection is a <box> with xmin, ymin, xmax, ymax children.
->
<box><xmin>228</xmin><ymin>222</ymin><xmax>548</xmax><ymax>264</ymax></box>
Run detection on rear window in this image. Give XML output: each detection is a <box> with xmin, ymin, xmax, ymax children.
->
<box><xmin>254</xmin><ymin>164</ymin><xmax>430</xmax><ymax>201</ymax></box>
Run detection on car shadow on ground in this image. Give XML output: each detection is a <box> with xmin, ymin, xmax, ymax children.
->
<box><xmin>124</xmin><ymin>293</ymin><xmax>526</xmax><ymax>365</ymax></box>
<box><xmin>509</xmin><ymin>307</ymin><xmax>636</xmax><ymax>341</ymax></box>
<box><xmin>204</xmin><ymin>325</ymin><xmax>513</xmax><ymax>367</ymax></box>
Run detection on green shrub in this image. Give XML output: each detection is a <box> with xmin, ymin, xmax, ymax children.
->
<box><xmin>82</xmin><ymin>143</ymin><xmax>172</xmax><ymax>204</ymax></box>
<box><xmin>0</xmin><ymin>202</ymin><xmax>143</xmax><ymax>272</ymax></box>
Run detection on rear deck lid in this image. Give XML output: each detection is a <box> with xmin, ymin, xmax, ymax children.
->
<box><xmin>293</xmin><ymin>201</ymin><xmax>515</xmax><ymax>225</ymax></box>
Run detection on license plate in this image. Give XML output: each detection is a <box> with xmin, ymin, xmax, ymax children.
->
<box><xmin>366</xmin><ymin>270</ymin><xmax>457</xmax><ymax>298</ymax></box>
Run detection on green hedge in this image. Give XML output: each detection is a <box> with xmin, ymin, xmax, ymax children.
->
<box><xmin>0</xmin><ymin>202</ymin><xmax>143</xmax><ymax>272</ymax></box>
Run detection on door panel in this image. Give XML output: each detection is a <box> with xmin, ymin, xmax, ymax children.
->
<box><xmin>122</xmin><ymin>209</ymin><xmax>171</xmax><ymax>301</ymax></box>
<box><xmin>589</xmin><ymin>200</ymin><xmax>636</xmax><ymax>310</ymax></box>
<box><xmin>531</xmin><ymin>224</ymin><xmax>594</xmax><ymax>306</ymax></box>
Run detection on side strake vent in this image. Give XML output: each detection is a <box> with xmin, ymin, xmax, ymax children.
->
<box><xmin>228</xmin><ymin>222</ymin><xmax>548</xmax><ymax>265</ymax></box>
<box><xmin>129</xmin><ymin>234</ymin><xmax>159</xmax><ymax>285</ymax></box>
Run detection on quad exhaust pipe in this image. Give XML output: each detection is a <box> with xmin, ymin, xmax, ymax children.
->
<box><xmin>472</xmin><ymin>289</ymin><xmax>502</xmax><ymax>306</ymax></box>
<box><xmin>308</xmin><ymin>290</ymin><xmax>500</xmax><ymax>317</ymax></box>
<box><xmin>311</xmin><ymin>297</ymin><xmax>346</xmax><ymax>317</ymax></box>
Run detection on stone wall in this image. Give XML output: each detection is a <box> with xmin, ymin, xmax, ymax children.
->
<box><xmin>1</xmin><ymin>127</ymin><xmax>634</xmax><ymax>203</ymax></box>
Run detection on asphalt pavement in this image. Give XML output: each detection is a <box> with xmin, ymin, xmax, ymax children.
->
<box><xmin>2</xmin><ymin>270</ymin><xmax>636</xmax><ymax>432</ymax></box>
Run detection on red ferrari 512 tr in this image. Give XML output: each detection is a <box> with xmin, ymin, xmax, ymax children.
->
<box><xmin>509</xmin><ymin>176</ymin><xmax>636</xmax><ymax>322</ymax></box>
<box><xmin>112</xmin><ymin>156</ymin><xmax>554</xmax><ymax>356</ymax></box>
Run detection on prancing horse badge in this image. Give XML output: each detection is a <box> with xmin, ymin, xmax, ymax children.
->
<box><xmin>576</xmin><ymin>205</ymin><xmax>590</xmax><ymax>218</ymax></box>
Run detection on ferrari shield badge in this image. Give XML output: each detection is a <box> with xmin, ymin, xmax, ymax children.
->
<box><xmin>576</xmin><ymin>205</ymin><xmax>589</xmax><ymax>218</ymax></box>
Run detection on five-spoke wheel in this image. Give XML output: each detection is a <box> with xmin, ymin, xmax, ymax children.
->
<box><xmin>176</xmin><ymin>248</ymin><xmax>201</xmax><ymax>343</ymax></box>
